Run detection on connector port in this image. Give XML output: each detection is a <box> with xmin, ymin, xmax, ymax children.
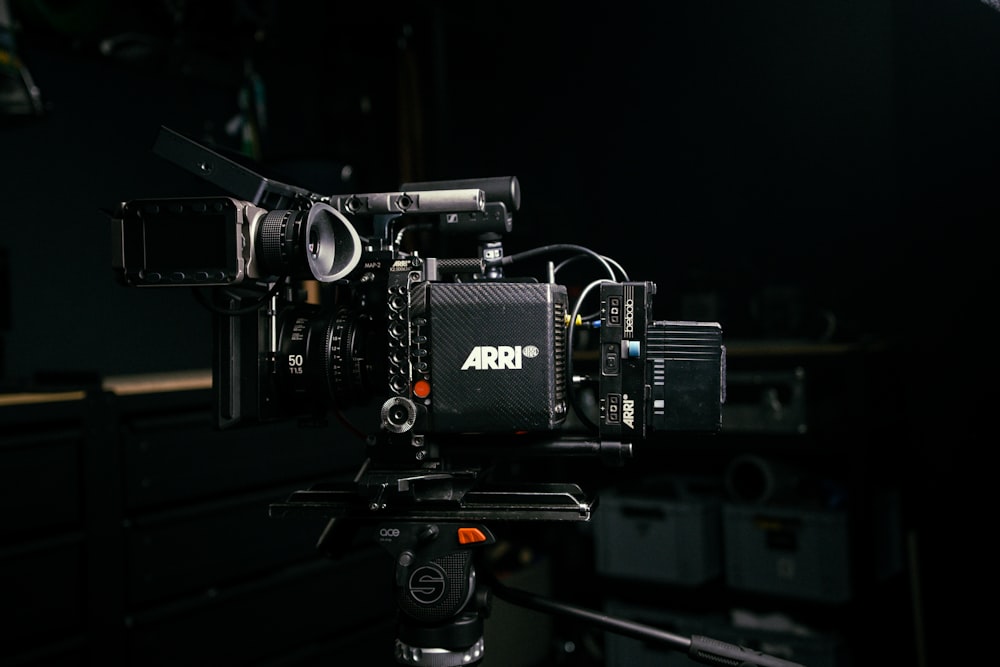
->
<box><xmin>607</xmin><ymin>295</ymin><xmax>622</xmax><ymax>326</ymax></box>
<box><xmin>605</xmin><ymin>393</ymin><xmax>622</xmax><ymax>423</ymax></box>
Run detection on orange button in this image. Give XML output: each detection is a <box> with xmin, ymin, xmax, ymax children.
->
<box><xmin>457</xmin><ymin>527</ymin><xmax>487</xmax><ymax>544</ymax></box>
<box><xmin>413</xmin><ymin>379</ymin><xmax>431</xmax><ymax>398</ymax></box>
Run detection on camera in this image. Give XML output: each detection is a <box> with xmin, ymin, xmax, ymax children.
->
<box><xmin>103</xmin><ymin>128</ymin><xmax>824</xmax><ymax>667</ymax></box>
<box><xmin>112</xmin><ymin>126</ymin><xmax>726</xmax><ymax>521</ymax></box>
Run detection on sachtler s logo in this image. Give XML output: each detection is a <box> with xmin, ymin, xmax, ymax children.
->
<box><xmin>408</xmin><ymin>564</ymin><xmax>447</xmax><ymax>605</ymax></box>
<box><xmin>460</xmin><ymin>345</ymin><xmax>539</xmax><ymax>370</ymax></box>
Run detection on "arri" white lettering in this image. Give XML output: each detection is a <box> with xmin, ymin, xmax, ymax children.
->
<box><xmin>622</xmin><ymin>393</ymin><xmax>635</xmax><ymax>429</ymax></box>
<box><xmin>461</xmin><ymin>346</ymin><xmax>523</xmax><ymax>370</ymax></box>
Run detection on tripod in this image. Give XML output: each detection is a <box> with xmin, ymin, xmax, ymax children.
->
<box><xmin>271</xmin><ymin>465</ymin><xmax>808</xmax><ymax>667</ymax></box>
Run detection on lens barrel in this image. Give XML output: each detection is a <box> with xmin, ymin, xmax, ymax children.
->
<box><xmin>255</xmin><ymin>203</ymin><xmax>361</xmax><ymax>281</ymax></box>
<box><xmin>273</xmin><ymin>303</ymin><xmax>384</xmax><ymax>415</ymax></box>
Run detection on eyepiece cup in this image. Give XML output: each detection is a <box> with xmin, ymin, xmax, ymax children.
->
<box><xmin>306</xmin><ymin>203</ymin><xmax>362</xmax><ymax>282</ymax></box>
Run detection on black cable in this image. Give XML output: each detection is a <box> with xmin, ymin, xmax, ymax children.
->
<box><xmin>489</xmin><ymin>243</ymin><xmax>616</xmax><ymax>280</ymax></box>
<box><xmin>191</xmin><ymin>279</ymin><xmax>285</xmax><ymax>316</ymax></box>
<box><xmin>482</xmin><ymin>568</ymin><xmax>807</xmax><ymax>667</ymax></box>
<box><xmin>481</xmin><ymin>568</ymin><xmax>690</xmax><ymax>653</ymax></box>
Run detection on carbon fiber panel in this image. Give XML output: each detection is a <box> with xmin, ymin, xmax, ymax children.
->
<box><xmin>426</xmin><ymin>282</ymin><xmax>567</xmax><ymax>432</ymax></box>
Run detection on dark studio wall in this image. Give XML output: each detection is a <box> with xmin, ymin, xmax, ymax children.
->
<box><xmin>5</xmin><ymin>0</ymin><xmax>990</xmax><ymax>379</ymax></box>
<box><xmin>1</xmin><ymin>0</ymin><xmax>997</xmax><ymax>665</ymax></box>
<box><xmin>1</xmin><ymin>2</ymin><xmax>410</xmax><ymax>382</ymax></box>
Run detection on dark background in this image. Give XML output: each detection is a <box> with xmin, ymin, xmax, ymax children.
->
<box><xmin>2</xmin><ymin>1</ymin><xmax>995</xmax><ymax>380</ymax></box>
<box><xmin>1</xmin><ymin>1</ymin><xmax>996</xmax><ymax>665</ymax></box>
<box><xmin>6</xmin><ymin>0</ymin><xmax>985</xmax><ymax>382</ymax></box>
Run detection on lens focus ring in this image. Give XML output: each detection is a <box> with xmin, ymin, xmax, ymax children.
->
<box><xmin>257</xmin><ymin>209</ymin><xmax>295</xmax><ymax>276</ymax></box>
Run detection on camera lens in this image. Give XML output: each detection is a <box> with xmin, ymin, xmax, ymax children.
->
<box><xmin>273</xmin><ymin>303</ymin><xmax>385</xmax><ymax>413</ymax></box>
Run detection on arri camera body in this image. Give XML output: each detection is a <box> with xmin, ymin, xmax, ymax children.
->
<box><xmin>105</xmin><ymin>128</ymin><xmax>823</xmax><ymax>667</ymax></box>
<box><xmin>112</xmin><ymin>127</ymin><xmax>726</xmax><ymax>521</ymax></box>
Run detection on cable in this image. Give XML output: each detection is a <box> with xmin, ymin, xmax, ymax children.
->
<box><xmin>191</xmin><ymin>279</ymin><xmax>285</xmax><ymax>316</ymax></box>
<box><xmin>490</xmin><ymin>243</ymin><xmax>617</xmax><ymax>281</ymax></box>
<box><xmin>553</xmin><ymin>253</ymin><xmax>630</xmax><ymax>282</ymax></box>
<box><xmin>481</xmin><ymin>566</ymin><xmax>806</xmax><ymax>667</ymax></box>
<box><xmin>481</xmin><ymin>567</ymin><xmax>690</xmax><ymax>653</ymax></box>
<box><xmin>566</xmin><ymin>278</ymin><xmax>613</xmax><ymax>433</ymax></box>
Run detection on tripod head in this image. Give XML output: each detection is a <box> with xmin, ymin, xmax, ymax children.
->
<box><xmin>379</xmin><ymin>522</ymin><xmax>494</xmax><ymax>666</ymax></box>
<box><xmin>270</xmin><ymin>455</ymin><xmax>808</xmax><ymax>667</ymax></box>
